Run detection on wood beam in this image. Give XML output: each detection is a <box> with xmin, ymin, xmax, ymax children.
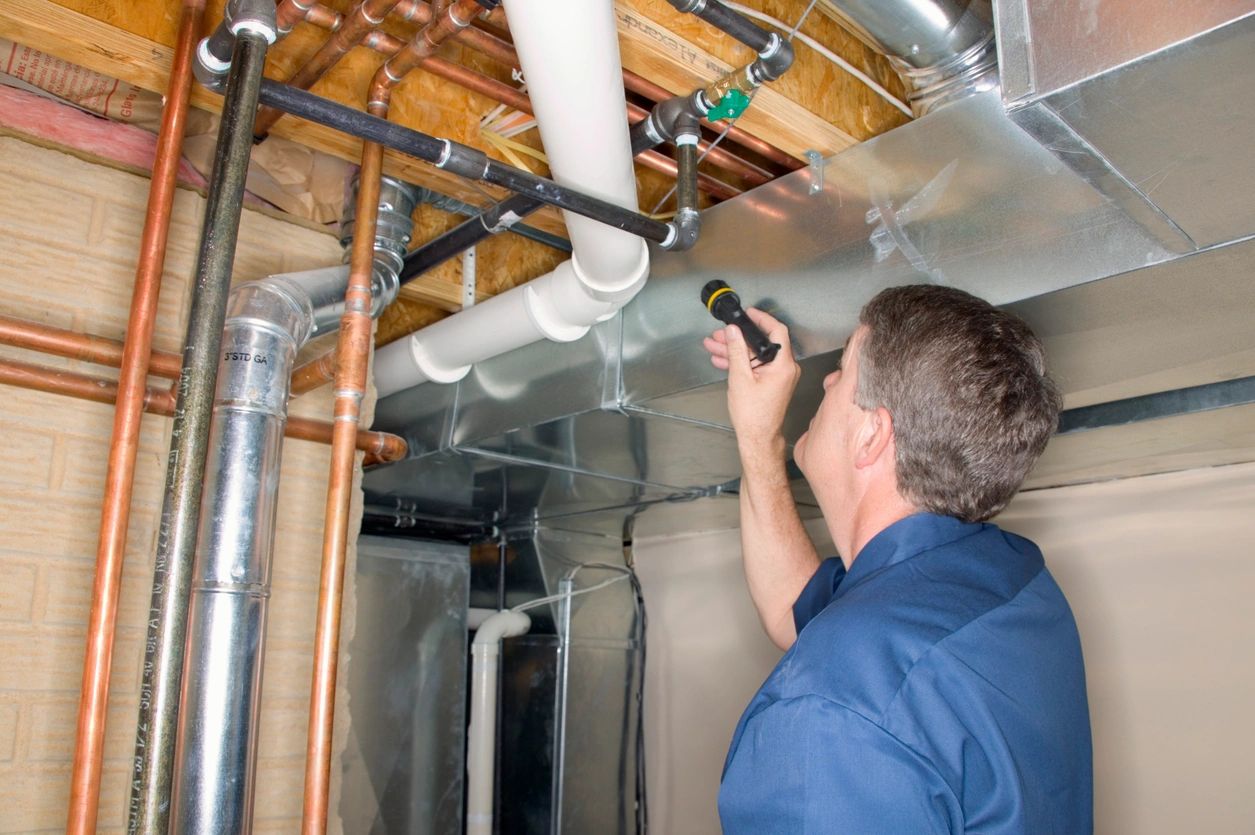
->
<box><xmin>397</xmin><ymin>275</ymin><xmax>488</xmax><ymax>312</ymax></box>
<box><xmin>0</xmin><ymin>0</ymin><xmax>570</xmax><ymax>238</ymax></box>
<box><xmin>617</xmin><ymin>0</ymin><xmax>910</xmax><ymax>154</ymax></box>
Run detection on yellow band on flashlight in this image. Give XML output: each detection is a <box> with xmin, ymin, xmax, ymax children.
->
<box><xmin>705</xmin><ymin>286</ymin><xmax>735</xmax><ymax>313</ymax></box>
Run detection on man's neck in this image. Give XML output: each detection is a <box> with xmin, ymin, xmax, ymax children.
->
<box><xmin>835</xmin><ymin>492</ymin><xmax>918</xmax><ymax>570</ymax></box>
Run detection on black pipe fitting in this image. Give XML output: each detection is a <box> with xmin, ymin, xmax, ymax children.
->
<box><xmin>194</xmin><ymin>0</ymin><xmax>277</xmax><ymax>87</ymax></box>
<box><xmin>751</xmin><ymin>34</ymin><xmax>795</xmax><ymax>83</ymax></box>
<box><xmin>630</xmin><ymin>92</ymin><xmax>709</xmax><ymax>150</ymax></box>
<box><xmin>664</xmin><ymin>208</ymin><xmax>702</xmax><ymax>252</ymax></box>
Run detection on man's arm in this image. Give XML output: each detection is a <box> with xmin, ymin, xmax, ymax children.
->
<box><xmin>704</xmin><ymin>309</ymin><xmax>820</xmax><ymax>650</ymax></box>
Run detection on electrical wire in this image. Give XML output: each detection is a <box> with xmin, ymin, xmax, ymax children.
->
<box><xmin>723</xmin><ymin>0</ymin><xmax>913</xmax><ymax>116</ymax></box>
<box><xmin>507</xmin><ymin>560</ymin><xmax>649</xmax><ymax>832</ymax></box>
<box><xmin>509</xmin><ymin>567</ymin><xmax>631</xmax><ymax>613</ymax></box>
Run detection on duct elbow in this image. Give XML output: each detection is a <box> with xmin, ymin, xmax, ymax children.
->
<box><xmin>226</xmin><ymin>280</ymin><xmax>315</xmax><ymax>346</ymax></box>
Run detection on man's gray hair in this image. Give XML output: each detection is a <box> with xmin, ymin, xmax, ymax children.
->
<box><xmin>856</xmin><ymin>285</ymin><xmax>1061</xmax><ymax>522</ymax></box>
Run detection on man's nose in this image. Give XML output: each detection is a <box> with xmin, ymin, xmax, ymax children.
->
<box><xmin>823</xmin><ymin>370</ymin><xmax>840</xmax><ymax>389</ymax></box>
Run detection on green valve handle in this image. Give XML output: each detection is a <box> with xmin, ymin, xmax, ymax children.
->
<box><xmin>707</xmin><ymin>89</ymin><xmax>750</xmax><ymax>121</ymax></box>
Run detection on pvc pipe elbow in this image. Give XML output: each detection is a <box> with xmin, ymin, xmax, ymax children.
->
<box><xmin>569</xmin><ymin>237</ymin><xmax>650</xmax><ymax>301</ymax></box>
<box><xmin>472</xmin><ymin>610</ymin><xmax>531</xmax><ymax>652</ymax></box>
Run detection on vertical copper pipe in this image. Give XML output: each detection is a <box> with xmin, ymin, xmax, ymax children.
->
<box><xmin>301</xmin><ymin>137</ymin><xmax>383</xmax><ymax>835</ymax></box>
<box><xmin>65</xmin><ymin>1</ymin><xmax>202</xmax><ymax>831</ymax></box>
<box><xmin>301</xmin><ymin>5</ymin><xmax>482</xmax><ymax>832</ymax></box>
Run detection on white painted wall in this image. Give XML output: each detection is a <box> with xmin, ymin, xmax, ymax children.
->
<box><xmin>633</xmin><ymin>461</ymin><xmax>1255</xmax><ymax>834</ymax></box>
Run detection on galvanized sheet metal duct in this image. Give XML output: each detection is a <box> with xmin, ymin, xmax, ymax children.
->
<box><xmin>171</xmin><ymin>180</ymin><xmax>418</xmax><ymax>833</ymax></box>
<box><xmin>367</xmin><ymin>9</ymin><xmax>1255</xmax><ymax>528</ymax></box>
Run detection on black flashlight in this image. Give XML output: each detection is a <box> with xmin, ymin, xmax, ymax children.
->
<box><xmin>701</xmin><ymin>279</ymin><xmax>780</xmax><ymax>365</ymax></box>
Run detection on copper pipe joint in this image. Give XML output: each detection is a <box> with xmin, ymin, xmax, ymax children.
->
<box><xmin>290</xmin><ymin>348</ymin><xmax>338</xmax><ymax>395</ymax></box>
<box><xmin>256</xmin><ymin>0</ymin><xmax>404</xmax><ymax>136</ymax></box>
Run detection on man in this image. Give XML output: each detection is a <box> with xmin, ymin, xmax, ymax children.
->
<box><xmin>703</xmin><ymin>285</ymin><xmax>1092</xmax><ymax>833</ymax></box>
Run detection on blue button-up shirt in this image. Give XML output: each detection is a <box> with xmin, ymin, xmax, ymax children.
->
<box><xmin>719</xmin><ymin>513</ymin><xmax>1092</xmax><ymax>833</ymax></box>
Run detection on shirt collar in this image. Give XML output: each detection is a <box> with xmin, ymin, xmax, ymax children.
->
<box><xmin>834</xmin><ymin>512</ymin><xmax>984</xmax><ymax>600</ymax></box>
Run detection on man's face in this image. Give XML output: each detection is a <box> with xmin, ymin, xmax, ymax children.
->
<box><xmin>795</xmin><ymin>326</ymin><xmax>867</xmax><ymax>495</ymax></box>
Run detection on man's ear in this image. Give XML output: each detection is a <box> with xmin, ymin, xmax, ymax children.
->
<box><xmin>853</xmin><ymin>406</ymin><xmax>895</xmax><ymax>470</ymax></box>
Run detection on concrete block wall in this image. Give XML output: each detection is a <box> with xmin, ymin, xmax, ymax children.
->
<box><xmin>0</xmin><ymin>135</ymin><xmax>359</xmax><ymax>832</ymax></box>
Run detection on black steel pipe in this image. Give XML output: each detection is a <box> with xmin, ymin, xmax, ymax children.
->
<box><xmin>399</xmin><ymin>126</ymin><xmax>672</xmax><ymax>285</ymax></box>
<box><xmin>671</xmin><ymin>126</ymin><xmax>702</xmax><ymax>252</ymax></box>
<box><xmin>134</xmin><ymin>31</ymin><xmax>270</xmax><ymax>835</ymax></box>
<box><xmin>419</xmin><ymin>189</ymin><xmax>571</xmax><ymax>253</ymax></box>
<box><xmin>676</xmin><ymin>140</ymin><xmax>700</xmax><ymax>217</ymax></box>
<box><xmin>254</xmin><ymin>79</ymin><xmax>675</xmax><ymax>245</ymax></box>
<box><xmin>479</xmin><ymin>158</ymin><xmax>670</xmax><ymax>241</ymax></box>
<box><xmin>668</xmin><ymin>0</ymin><xmax>776</xmax><ymax>53</ymax></box>
<box><xmin>400</xmin><ymin>194</ymin><xmax>539</xmax><ymax>283</ymax></box>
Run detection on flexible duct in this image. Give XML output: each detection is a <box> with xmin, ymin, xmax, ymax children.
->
<box><xmin>170</xmin><ymin>178</ymin><xmax>419</xmax><ymax>833</ymax></box>
<box><xmin>466</xmin><ymin>610</ymin><xmax>532</xmax><ymax>835</ymax></box>
<box><xmin>374</xmin><ymin>0</ymin><xmax>648</xmax><ymax>394</ymax></box>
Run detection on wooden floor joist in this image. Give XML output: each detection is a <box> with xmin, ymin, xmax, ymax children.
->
<box><xmin>0</xmin><ymin>0</ymin><xmax>910</xmax><ymax>344</ymax></box>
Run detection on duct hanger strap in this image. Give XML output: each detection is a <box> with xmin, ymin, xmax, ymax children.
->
<box><xmin>254</xmin><ymin>80</ymin><xmax>678</xmax><ymax>246</ymax></box>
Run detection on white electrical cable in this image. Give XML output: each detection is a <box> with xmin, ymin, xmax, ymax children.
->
<box><xmin>510</xmin><ymin>571</ymin><xmax>631</xmax><ymax>613</ymax></box>
<box><xmin>722</xmin><ymin>0</ymin><xmax>913</xmax><ymax>117</ymax></box>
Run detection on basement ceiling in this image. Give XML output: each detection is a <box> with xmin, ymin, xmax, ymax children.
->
<box><xmin>0</xmin><ymin>0</ymin><xmax>911</xmax><ymax>345</ymax></box>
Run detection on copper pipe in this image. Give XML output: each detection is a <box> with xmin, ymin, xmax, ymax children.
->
<box><xmin>287</xmin><ymin>413</ymin><xmax>407</xmax><ymax>462</ymax></box>
<box><xmin>391</xmin><ymin>0</ymin><xmax>519</xmax><ymax>66</ymax></box>
<box><xmin>290</xmin><ymin>348</ymin><xmax>338</xmax><ymax>395</ymax></box>
<box><xmin>277</xmin><ymin>0</ymin><xmax>321</xmax><ymax>34</ymax></box>
<box><xmin>255</xmin><ymin>0</ymin><xmax>405</xmax><ymax>137</ymax></box>
<box><xmin>0</xmin><ymin>314</ymin><xmax>354</xmax><ymax>399</ymax></box>
<box><xmin>302</xmin><ymin>6</ymin><xmax>481</xmax><ymax>831</ymax></box>
<box><xmin>301</xmin><ymin>3</ymin><xmax>342</xmax><ymax>30</ymax></box>
<box><xmin>65</xmin><ymin>2</ymin><xmax>202</xmax><ymax>831</ymax></box>
<box><xmin>363</xmin><ymin>27</ymin><xmax>742</xmax><ymax>197</ymax></box>
<box><xmin>0</xmin><ymin>358</ymin><xmax>407</xmax><ymax>463</ymax></box>
<box><xmin>291</xmin><ymin>1</ymin><xmax>768</xmax><ymax>190</ymax></box>
<box><xmin>0</xmin><ymin>314</ymin><xmax>183</xmax><ymax>379</ymax></box>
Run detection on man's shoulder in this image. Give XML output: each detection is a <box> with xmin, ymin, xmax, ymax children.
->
<box><xmin>778</xmin><ymin>525</ymin><xmax>1063</xmax><ymax>720</ymax></box>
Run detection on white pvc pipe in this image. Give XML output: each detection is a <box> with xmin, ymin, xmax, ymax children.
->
<box><xmin>374</xmin><ymin>0</ymin><xmax>650</xmax><ymax>396</ymax></box>
<box><xmin>467</xmin><ymin>610</ymin><xmax>532</xmax><ymax>835</ymax></box>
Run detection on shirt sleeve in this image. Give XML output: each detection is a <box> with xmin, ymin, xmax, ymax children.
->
<box><xmin>719</xmin><ymin>696</ymin><xmax>960</xmax><ymax>835</ymax></box>
<box><xmin>792</xmin><ymin>557</ymin><xmax>847</xmax><ymax>636</ymax></box>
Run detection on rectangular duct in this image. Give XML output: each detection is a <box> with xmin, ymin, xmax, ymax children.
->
<box><xmin>367</xmin><ymin>12</ymin><xmax>1255</xmax><ymax>528</ymax></box>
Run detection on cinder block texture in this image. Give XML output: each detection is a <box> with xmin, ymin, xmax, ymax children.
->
<box><xmin>0</xmin><ymin>136</ymin><xmax>363</xmax><ymax>833</ymax></box>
